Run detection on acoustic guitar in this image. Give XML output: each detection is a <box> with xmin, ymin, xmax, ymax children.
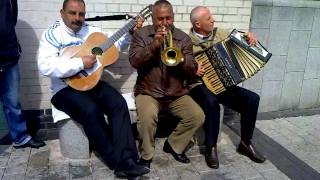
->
<box><xmin>61</xmin><ymin>5</ymin><xmax>152</xmax><ymax>91</ymax></box>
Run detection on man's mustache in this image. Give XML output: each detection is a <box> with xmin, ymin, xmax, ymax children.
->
<box><xmin>72</xmin><ymin>21</ymin><xmax>83</xmax><ymax>26</ymax></box>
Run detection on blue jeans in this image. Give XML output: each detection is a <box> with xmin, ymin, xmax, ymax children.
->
<box><xmin>0</xmin><ymin>64</ymin><xmax>31</xmax><ymax>145</ymax></box>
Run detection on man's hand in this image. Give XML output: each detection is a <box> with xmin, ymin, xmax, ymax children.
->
<box><xmin>196</xmin><ymin>62</ymin><xmax>205</xmax><ymax>77</ymax></box>
<box><xmin>132</xmin><ymin>17</ymin><xmax>144</xmax><ymax>31</ymax></box>
<box><xmin>82</xmin><ymin>55</ymin><xmax>97</xmax><ymax>69</ymax></box>
<box><xmin>244</xmin><ymin>32</ymin><xmax>257</xmax><ymax>46</ymax></box>
<box><xmin>151</xmin><ymin>26</ymin><xmax>166</xmax><ymax>51</ymax></box>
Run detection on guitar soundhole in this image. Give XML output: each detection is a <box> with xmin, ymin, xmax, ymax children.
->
<box><xmin>91</xmin><ymin>47</ymin><xmax>103</xmax><ymax>56</ymax></box>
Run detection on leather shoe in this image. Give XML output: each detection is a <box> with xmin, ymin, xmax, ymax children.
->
<box><xmin>14</xmin><ymin>138</ymin><xmax>45</xmax><ymax>149</ymax></box>
<box><xmin>163</xmin><ymin>140</ymin><xmax>190</xmax><ymax>163</ymax></box>
<box><xmin>204</xmin><ymin>146</ymin><xmax>219</xmax><ymax>169</ymax></box>
<box><xmin>114</xmin><ymin>159</ymin><xmax>150</xmax><ymax>178</ymax></box>
<box><xmin>138</xmin><ymin>158</ymin><xmax>152</xmax><ymax>169</ymax></box>
<box><xmin>237</xmin><ymin>141</ymin><xmax>266</xmax><ymax>163</ymax></box>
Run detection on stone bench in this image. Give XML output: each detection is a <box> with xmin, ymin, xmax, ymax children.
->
<box><xmin>56</xmin><ymin>93</ymin><xmax>224</xmax><ymax>159</ymax></box>
<box><xmin>56</xmin><ymin>119</ymin><xmax>90</xmax><ymax>159</ymax></box>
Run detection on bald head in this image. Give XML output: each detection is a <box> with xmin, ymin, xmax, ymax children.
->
<box><xmin>190</xmin><ymin>6</ymin><xmax>215</xmax><ymax>36</ymax></box>
<box><xmin>190</xmin><ymin>6</ymin><xmax>210</xmax><ymax>25</ymax></box>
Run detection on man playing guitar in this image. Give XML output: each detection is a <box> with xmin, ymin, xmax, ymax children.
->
<box><xmin>37</xmin><ymin>0</ymin><xmax>148</xmax><ymax>178</ymax></box>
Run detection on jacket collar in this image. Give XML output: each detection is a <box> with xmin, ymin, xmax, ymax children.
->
<box><xmin>191</xmin><ymin>28</ymin><xmax>212</xmax><ymax>40</ymax></box>
<box><xmin>189</xmin><ymin>27</ymin><xmax>217</xmax><ymax>46</ymax></box>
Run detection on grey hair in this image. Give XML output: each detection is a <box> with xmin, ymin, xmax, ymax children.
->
<box><xmin>152</xmin><ymin>0</ymin><xmax>173</xmax><ymax>13</ymax></box>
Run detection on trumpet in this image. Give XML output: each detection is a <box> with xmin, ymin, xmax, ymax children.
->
<box><xmin>161</xmin><ymin>28</ymin><xmax>184</xmax><ymax>66</ymax></box>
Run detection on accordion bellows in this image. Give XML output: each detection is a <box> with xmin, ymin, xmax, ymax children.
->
<box><xmin>195</xmin><ymin>29</ymin><xmax>272</xmax><ymax>95</ymax></box>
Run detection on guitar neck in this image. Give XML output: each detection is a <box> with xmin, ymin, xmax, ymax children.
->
<box><xmin>101</xmin><ymin>19</ymin><xmax>136</xmax><ymax>51</ymax></box>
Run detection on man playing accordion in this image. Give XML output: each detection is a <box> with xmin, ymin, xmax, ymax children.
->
<box><xmin>188</xmin><ymin>6</ymin><xmax>266</xmax><ymax>169</ymax></box>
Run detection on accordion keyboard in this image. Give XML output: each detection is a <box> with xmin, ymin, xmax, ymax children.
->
<box><xmin>195</xmin><ymin>53</ymin><xmax>226</xmax><ymax>95</ymax></box>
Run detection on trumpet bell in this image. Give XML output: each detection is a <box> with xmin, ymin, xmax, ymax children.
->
<box><xmin>161</xmin><ymin>47</ymin><xmax>184</xmax><ymax>66</ymax></box>
<box><xmin>161</xmin><ymin>30</ymin><xmax>184</xmax><ymax>66</ymax></box>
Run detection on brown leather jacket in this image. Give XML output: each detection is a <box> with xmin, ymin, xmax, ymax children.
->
<box><xmin>129</xmin><ymin>25</ymin><xmax>197</xmax><ymax>99</ymax></box>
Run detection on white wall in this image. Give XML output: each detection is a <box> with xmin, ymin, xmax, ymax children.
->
<box><xmin>16</xmin><ymin>0</ymin><xmax>252</xmax><ymax>110</ymax></box>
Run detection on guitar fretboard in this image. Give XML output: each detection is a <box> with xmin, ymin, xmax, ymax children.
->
<box><xmin>100</xmin><ymin>18</ymin><xmax>137</xmax><ymax>51</ymax></box>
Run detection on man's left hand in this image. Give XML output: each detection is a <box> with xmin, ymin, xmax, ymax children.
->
<box><xmin>245</xmin><ymin>32</ymin><xmax>257</xmax><ymax>46</ymax></box>
<box><xmin>133</xmin><ymin>17</ymin><xmax>144</xmax><ymax>31</ymax></box>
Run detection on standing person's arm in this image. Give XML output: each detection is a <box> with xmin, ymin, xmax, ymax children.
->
<box><xmin>11</xmin><ymin>0</ymin><xmax>18</xmax><ymax>26</ymax></box>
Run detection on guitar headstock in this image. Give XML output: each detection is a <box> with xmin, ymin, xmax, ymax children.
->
<box><xmin>135</xmin><ymin>4</ymin><xmax>153</xmax><ymax>20</ymax></box>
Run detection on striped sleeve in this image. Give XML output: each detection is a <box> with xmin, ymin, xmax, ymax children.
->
<box><xmin>44</xmin><ymin>29</ymin><xmax>60</xmax><ymax>49</ymax></box>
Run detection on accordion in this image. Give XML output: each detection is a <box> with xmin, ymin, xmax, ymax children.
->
<box><xmin>194</xmin><ymin>29</ymin><xmax>272</xmax><ymax>95</ymax></box>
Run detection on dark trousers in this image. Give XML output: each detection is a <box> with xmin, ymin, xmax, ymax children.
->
<box><xmin>51</xmin><ymin>81</ymin><xmax>138</xmax><ymax>170</ymax></box>
<box><xmin>189</xmin><ymin>84</ymin><xmax>260</xmax><ymax>147</ymax></box>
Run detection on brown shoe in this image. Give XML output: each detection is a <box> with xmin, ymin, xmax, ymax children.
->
<box><xmin>237</xmin><ymin>140</ymin><xmax>266</xmax><ymax>163</ymax></box>
<box><xmin>204</xmin><ymin>146</ymin><xmax>219</xmax><ymax>169</ymax></box>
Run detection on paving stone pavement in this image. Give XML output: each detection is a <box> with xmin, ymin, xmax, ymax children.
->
<box><xmin>0</xmin><ymin>115</ymin><xmax>320</xmax><ymax>179</ymax></box>
<box><xmin>256</xmin><ymin>115</ymin><xmax>320</xmax><ymax>175</ymax></box>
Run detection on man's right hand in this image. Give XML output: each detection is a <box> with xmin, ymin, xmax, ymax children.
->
<box><xmin>196</xmin><ymin>62</ymin><xmax>205</xmax><ymax>77</ymax></box>
<box><xmin>151</xmin><ymin>26</ymin><xmax>166</xmax><ymax>51</ymax></box>
<box><xmin>82</xmin><ymin>55</ymin><xmax>97</xmax><ymax>69</ymax></box>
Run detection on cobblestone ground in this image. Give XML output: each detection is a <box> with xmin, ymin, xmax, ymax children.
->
<box><xmin>256</xmin><ymin>115</ymin><xmax>320</xmax><ymax>174</ymax></box>
<box><xmin>0</xmin><ymin>115</ymin><xmax>320</xmax><ymax>179</ymax></box>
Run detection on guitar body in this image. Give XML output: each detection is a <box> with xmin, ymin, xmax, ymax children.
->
<box><xmin>62</xmin><ymin>32</ymin><xmax>119</xmax><ymax>91</ymax></box>
<box><xmin>60</xmin><ymin>5</ymin><xmax>152</xmax><ymax>91</ymax></box>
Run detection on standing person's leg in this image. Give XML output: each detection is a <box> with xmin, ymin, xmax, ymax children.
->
<box><xmin>0</xmin><ymin>64</ymin><xmax>30</xmax><ymax>145</ymax></box>
<box><xmin>165</xmin><ymin>95</ymin><xmax>204</xmax><ymax>163</ymax></box>
<box><xmin>0</xmin><ymin>64</ymin><xmax>44</xmax><ymax>148</ymax></box>
<box><xmin>89</xmin><ymin>81</ymin><xmax>138</xmax><ymax>168</ymax></box>
<box><xmin>135</xmin><ymin>94</ymin><xmax>160</xmax><ymax>163</ymax></box>
<box><xmin>217</xmin><ymin>86</ymin><xmax>265</xmax><ymax>163</ymax></box>
<box><xmin>189</xmin><ymin>85</ymin><xmax>220</xmax><ymax>168</ymax></box>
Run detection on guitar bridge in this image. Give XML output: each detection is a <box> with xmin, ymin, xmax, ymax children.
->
<box><xmin>91</xmin><ymin>47</ymin><xmax>103</xmax><ymax>56</ymax></box>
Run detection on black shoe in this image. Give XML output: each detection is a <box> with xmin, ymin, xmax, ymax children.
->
<box><xmin>163</xmin><ymin>140</ymin><xmax>190</xmax><ymax>163</ymax></box>
<box><xmin>138</xmin><ymin>158</ymin><xmax>152</xmax><ymax>169</ymax></box>
<box><xmin>204</xmin><ymin>146</ymin><xmax>219</xmax><ymax>169</ymax></box>
<box><xmin>14</xmin><ymin>138</ymin><xmax>46</xmax><ymax>149</ymax></box>
<box><xmin>114</xmin><ymin>159</ymin><xmax>150</xmax><ymax>178</ymax></box>
<box><xmin>237</xmin><ymin>141</ymin><xmax>266</xmax><ymax>163</ymax></box>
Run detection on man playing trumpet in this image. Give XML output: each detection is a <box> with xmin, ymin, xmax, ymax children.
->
<box><xmin>129</xmin><ymin>0</ymin><xmax>204</xmax><ymax>169</ymax></box>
